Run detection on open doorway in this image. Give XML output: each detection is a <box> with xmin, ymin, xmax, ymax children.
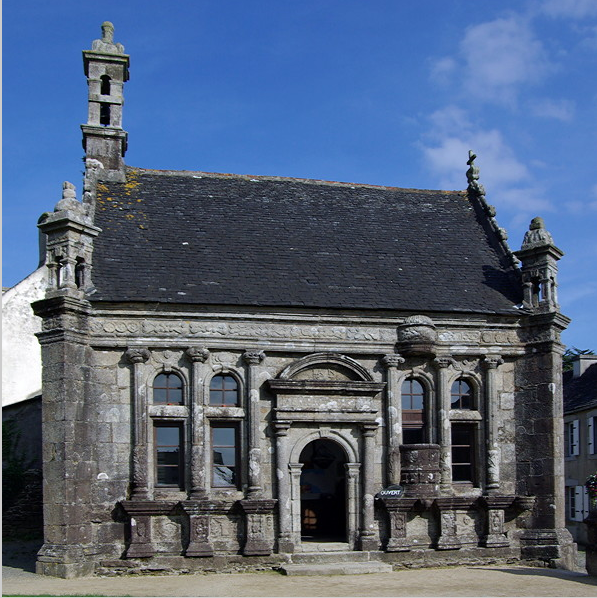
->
<box><xmin>299</xmin><ymin>439</ymin><xmax>347</xmax><ymax>542</ymax></box>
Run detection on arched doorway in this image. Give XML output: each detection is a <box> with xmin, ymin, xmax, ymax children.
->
<box><xmin>299</xmin><ymin>439</ymin><xmax>347</xmax><ymax>541</ymax></box>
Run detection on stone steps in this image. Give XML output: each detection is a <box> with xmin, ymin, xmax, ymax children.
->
<box><xmin>291</xmin><ymin>550</ymin><xmax>372</xmax><ymax>564</ymax></box>
<box><xmin>281</xmin><ymin>561</ymin><xmax>393</xmax><ymax>576</ymax></box>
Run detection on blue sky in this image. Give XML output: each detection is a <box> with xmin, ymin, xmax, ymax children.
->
<box><xmin>3</xmin><ymin>0</ymin><xmax>596</xmax><ymax>350</ymax></box>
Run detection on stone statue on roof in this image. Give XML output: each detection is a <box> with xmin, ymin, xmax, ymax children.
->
<box><xmin>91</xmin><ymin>21</ymin><xmax>125</xmax><ymax>54</ymax></box>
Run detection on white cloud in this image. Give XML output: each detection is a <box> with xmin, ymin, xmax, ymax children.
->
<box><xmin>540</xmin><ymin>0</ymin><xmax>597</xmax><ymax>19</ymax></box>
<box><xmin>431</xmin><ymin>16</ymin><xmax>553</xmax><ymax>105</ymax></box>
<box><xmin>529</xmin><ymin>98</ymin><xmax>575</xmax><ymax>121</ymax></box>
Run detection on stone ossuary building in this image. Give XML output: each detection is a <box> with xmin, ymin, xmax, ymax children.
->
<box><xmin>33</xmin><ymin>23</ymin><xmax>575</xmax><ymax>577</ymax></box>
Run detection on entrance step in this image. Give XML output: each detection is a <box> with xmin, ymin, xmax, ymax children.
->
<box><xmin>291</xmin><ymin>550</ymin><xmax>371</xmax><ymax>564</ymax></box>
<box><xmin>297</xmin><ymin>541</ymin><xmax>351</xmax><ymax>553</ymax></box>
<box><xmin>281</xmin><ymin>561</ymin><xmax>393</xmax><ymax>576</ymax></box>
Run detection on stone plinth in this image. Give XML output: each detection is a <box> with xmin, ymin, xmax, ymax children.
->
<box><xmin>400</xmin><ymin>444</ymin><xmax>440</xmax><ymax>498</ymax></box>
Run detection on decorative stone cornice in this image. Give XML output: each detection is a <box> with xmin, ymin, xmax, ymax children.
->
<box><xmin>125</xmin><ymin>347</ymin><xmax>150</xmax><ymax>364</ymax></box>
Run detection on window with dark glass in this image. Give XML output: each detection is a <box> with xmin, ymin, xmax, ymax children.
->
<box><xmin>451</xmin><ymin>424</ymin><xmax>475</xmax><ymax>483</ymax></box>
<box><xmin>211</xmin><ymin>425</ymin><xmax>238</xmax><ymax>488</ymax></box>
<box><xmin>401</xmin><ymin>378</ymin><xmax>426</xmax><ymax>444</ymax></box>
<box><xmin>154</xmin><ymin>424</ymin><xmax>183</xmax><ymax>488</ymax></box>
<box><xmin>209</xmin><ymin>375</ymin><xmax>239</xmax><ymax>406</ymax></box>
<box><xmin>100</xmin><ymin>75</ymin><xmax>111</xmax><ymax>95</ymax></box>
<box><xmin>153</xmin><ymin>373</ymin><xmax>183</xmax><ymax>405</ymax></box>
<box><xmin>451</xmin><ymin>379</ymin><xmax>473</xmax><ymax>409</ymax></box>
<box><xmin>99</xmin><ymin>103</ymin><xmax>111</xmax><ymax>126</ymax></box>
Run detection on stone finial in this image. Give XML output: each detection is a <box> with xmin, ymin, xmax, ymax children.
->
<box><xmin>466</xmin><ymin>150</ymin><xmax>486</xmax><ymax>196</ymax></box>
<box><xmin>520</xmin><ymin>217</ymin><xmax>555</xmax><ymax>250</ymax></box>
<box><xmin>54</xmin><ymin>182</ymin><xmax>83</xmax><ymax>213</ymax></box>
<box><xmin>91</xmin><ymin>21</ymin><xmax>125</xmax><ymax>54</ymax></box>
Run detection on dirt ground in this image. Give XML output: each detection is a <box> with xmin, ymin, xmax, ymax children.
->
<box><xmin>3</xmin><ymin>540</ymin><xmax>597</xmax><ymax>597</ymax></box>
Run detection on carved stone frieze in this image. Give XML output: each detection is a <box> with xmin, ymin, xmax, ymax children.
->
<box><xmin>90</xmin><ymin>318</ymin><xmax>394</xmax><ymax>343</ymax></box>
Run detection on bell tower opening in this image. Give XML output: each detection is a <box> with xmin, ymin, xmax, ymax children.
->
<box><xmin>299</xmin><ymin>439</ymin><xmax>347</xmax><ymax>542</ymax></box>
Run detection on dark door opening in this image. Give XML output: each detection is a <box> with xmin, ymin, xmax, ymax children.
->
<box><xmin>299</xmin><ymin>439</ymin><xmax>347</xmax><ymax>541</ymax></box>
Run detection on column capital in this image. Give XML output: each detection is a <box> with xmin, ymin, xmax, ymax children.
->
<box><xmin>273</xmin><ymin>421</ymin><xmax>291</xmax><ymax>436</ymax></box>
<box><xmin>482</xmin><ymin>355</ymin><xmax>504</xmax><ymax>370</ymax></box>
<box><xmin>125</xmin><ymin>346</ymin><xmax>150</xmax><ymax>364</ymax></box>
<box><xmin>186</xmin><ymin>346</ymin><xmax>210</xmax><ymax>363</ymax></box>
<box><xmin>433</xmin><ymin>356</ymin><xmax>454</xmax><ymax>369</ymax></box>
<box><xmin>382</xmin><ymin>354</ymin><xmax>405</xmax><ymax>369</ymax></box>
<box><xmin>361</xmin><ymin>422</ymin><xmax>379</xmax><ymax>436</ymax></box>
<box><xmin>243</xmin><ymin>349</ymin><xmax>265</xmax><ymax>365</ymax></box>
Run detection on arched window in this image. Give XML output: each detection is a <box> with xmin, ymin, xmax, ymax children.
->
<box><xmin>100</xmin><ymin>75</ymin><xmax>111</xmax><ymax>95</ymax></box>
<box><xmin>153</xmin><ymin>372</ymin><xmax>183</xmax><ymax>405</ymax></box>
<box><xmin>401</xmin><ymin>378</ymin><xmax>426</xmax><ymax>443</ymax></box>
<box><xmin>209</xmin><ymin>374</ymin><xmax>239</xmax><ymax>406</ymax></box>
<box><xmin>451</xmin><ymin>379</ymin><xmax>473</xmax><ymax>409</ymax></box>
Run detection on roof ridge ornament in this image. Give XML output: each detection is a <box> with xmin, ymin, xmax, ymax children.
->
<box><xmin>466</xmin><ymin>150</ymin><xmax>485</xmax><ymax>197</ymax></box>
<box><xmin>465</xmin><ymin>151</ymin><xmax>519</xmax><ymax>268</ymax></box>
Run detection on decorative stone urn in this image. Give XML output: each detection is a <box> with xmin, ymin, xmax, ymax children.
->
<box><xmin>396</xmin><ymin>315</ymin><xmax>437</xmax><ymax>356</ymax></box>
<box><xmin>399</xmin><ymin>444</ymin><xmax>441</xmax><ymax>497</ymax></box>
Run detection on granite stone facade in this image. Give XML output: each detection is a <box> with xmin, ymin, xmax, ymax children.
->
<box><xmin>32</xmin><ymin>24</ymin><xmax>575</xmax><ymax>577</ymax></box>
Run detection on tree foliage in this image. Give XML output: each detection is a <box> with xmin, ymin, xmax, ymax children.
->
<box><xmin>563</xmin><ymin>347</ymin><xmax>595</xmax><ymax>372</ymax></box>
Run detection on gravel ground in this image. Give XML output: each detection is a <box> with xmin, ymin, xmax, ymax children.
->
<box><xmin>3</xmin><ymin>540</ymin><xmax>596</xmax><ymax>597</ymax></box>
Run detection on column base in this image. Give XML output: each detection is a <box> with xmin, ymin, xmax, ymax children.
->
<box><xmin>386</xmin><ymin>538</ymin><xmax>411</xmax><ymax>552</ymax></box>
<box><xmin>36</xmin><ymin>543</ymin><xmax>95</xmax><ymax>578</ymax></box>
<box><xmin>483</xmin><ymin>534</ymin><xmax>510</xmax><ymax>548</ymax></box>
<box><xmin>359</xmin><ymin>532</ymin><xmax>378</xmax><ymax>551</ymax></box>
<box><xmin>520</xmin><ymin>528</ymin><xmax>577</xmax><ymax>569</ymax></box>
<box><xmin>436</xmin><ymin>536</ymin><xmax>462</xmax><ymax>550</ymax></box>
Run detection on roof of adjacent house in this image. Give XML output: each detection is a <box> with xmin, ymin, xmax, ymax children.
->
<box><xmin>90</xmin><ymin>167</ymin><xmax>523</xmax><ymax>313</ymax></box>
<box><xmin>564</xmin><ymin>363</ymin><xmax>597</xmax><ymax>414</ymax></box>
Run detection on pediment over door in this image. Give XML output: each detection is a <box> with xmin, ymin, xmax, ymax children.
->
<box><xmin>268</xmin><ymin>353</ymin><xmax>385</xmax><ymax>423</ymax></box>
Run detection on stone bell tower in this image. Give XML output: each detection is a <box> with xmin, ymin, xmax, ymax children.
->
<box><xmin>81</xmin><ymin>21</ymin><xmax>129</xmax><ymax>181</ymax></box>
<box><xmin>514</xmin><ymin>217</ymin><xmax>563</xmax><ymax>313</ymax></box>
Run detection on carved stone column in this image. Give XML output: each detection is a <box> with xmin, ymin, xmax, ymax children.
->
<box><xmin>274</xmin><ymin>421</ymin><xmax>294</xmax><ymax>552</ymax></box>
<box><xmin>481</xmin><ymin>496</ymin><xmax>512</xmax><ymax>548</ymax></box>
<box><xmin>359</xmin><ymin>422</ymin><xmax>379</xmax><ymax>551</ymax></box>
<box><xmin>243</xmin><ymin>350</ymin><xmax>265</xmax><ymax>498</ymax></box>
<box><xmin>186</xmin><ymin>346</ymin><xmax>210</xmax><ymax>499</ymax></box>
<box><xmin>482</xmin><ymin>355</ymin><xmax>504</xmax><ymax>493</ymax></box>
<box><xmin>180</xmin><ymin>500</ymin><xmax>213</xmax><ymax>556</ymax></box>
<box><xmin>346</xmin><ymin>462</ymin><xmax>361</xmax><ymax>548</ymax></box>
<box><xmin>126</xmin><ymin>347</ymin><xmax>151</xmax><ymax>500</ymax></box>
<box><xmin>289</xmin><ymin>463</ymin><xmax>303</xmax><ymax>546</ymax></box>
<box><xmin>434</xmin><ymin>357</ymin><xmax>453</xmax><ymax>493</ymax></box>
<box><xmin>382</xmin><ymin>354</ymin><xmax>405</xmax><ymax>485</ymax></box>
<box><xmin>380</xmin><ymin>497</ymin><xmax>417</xmax><ymax>551</ymax></box>
<box><xmin>239</xmin><ymin>499</ymin><xmax>277</xmax><ymax>556</ymax></box>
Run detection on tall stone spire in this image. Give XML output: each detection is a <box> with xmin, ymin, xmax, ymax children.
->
<box><xmin>81</xmin><ymin>22</ymin><xmax>129</xmax><ymax>181</ymax></box>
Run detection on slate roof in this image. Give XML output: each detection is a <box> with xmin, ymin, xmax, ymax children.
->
<box><xmin>564</xmin><ymin>364</ymin><xmax>597</xmax><ymax>414</ymax></box>
<box><xmin>91</xmin><ymin>167</ymin><xmax>523</xmax><ymax>313</ymax></box>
